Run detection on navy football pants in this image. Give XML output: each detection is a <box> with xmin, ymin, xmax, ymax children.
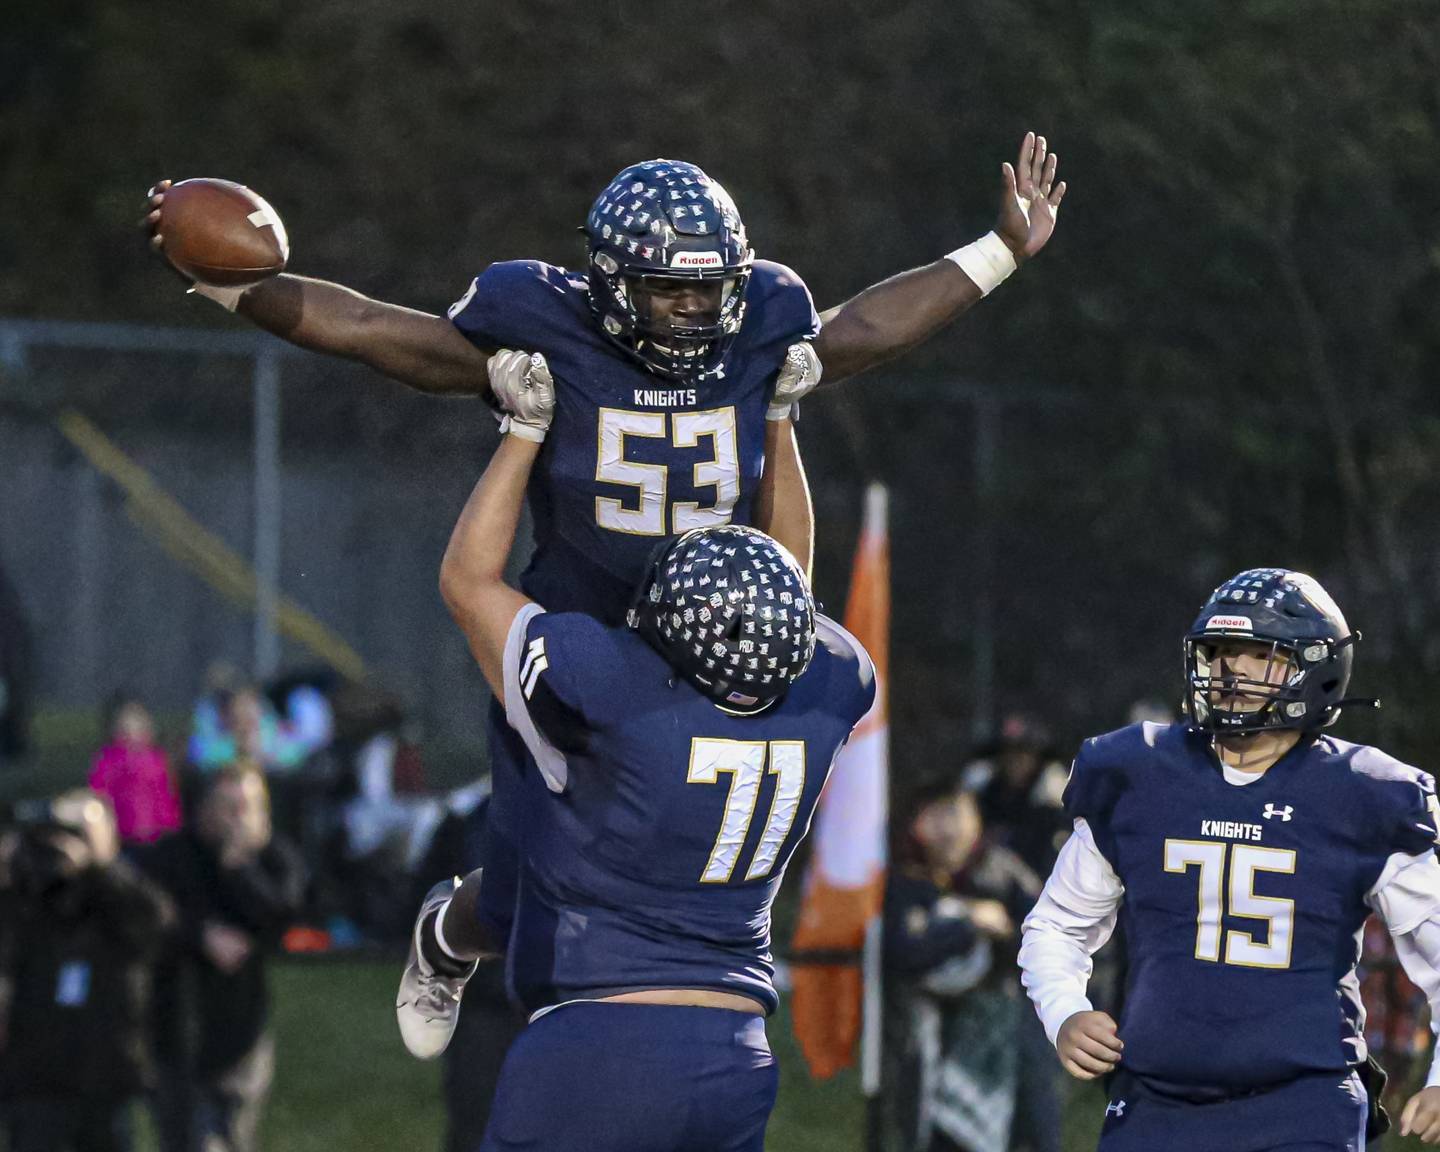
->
<box><xmin>478</xmin><ymin>1003</ymin><xmax>778</xmax><ymax>1152</ymax></box>
<box><xmin>1097</xmin><ymin>1069</ymin><xmax>1367</xmax><ymax>1152</ymax></box>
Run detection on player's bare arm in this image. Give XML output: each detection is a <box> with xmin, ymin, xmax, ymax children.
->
<box><xmin>813</xmin><ymin>131</ymin><xmax>1066</xmax><ymax>385</ymax></box>
<box><xmin>142</xmin><ymin>180</ymin><xmax>493</xmax><ymax>396</ymax></box>
<box><xmin>438</xmin><ymin>433</ymin><xmax>544</xmax><ymax>701</ymax></box>
<box><xmin>754</xmin><ymin>417</ymin><xmax>815</xmax><ymax>579</ymax></box>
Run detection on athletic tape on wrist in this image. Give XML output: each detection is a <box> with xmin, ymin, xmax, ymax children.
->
<box><xmin>188</xmin><ymin>282</ymin><xmax>247</xmax><ymax>312</ymax></box>
<box><xmin>945</xmin><ymin>231</ymin><xmax>1018</xmax><ymax>296</ymax></box>
<box><xmin>500</xmin><ymin>415</ymin><xmax>548</xmax><ymax>443</ymax></box>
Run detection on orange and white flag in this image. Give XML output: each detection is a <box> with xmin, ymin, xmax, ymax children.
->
<box><xmin>789</xmin><ymin>484</ymin><xmax>890</xmax><ymax>1081</ymax></box>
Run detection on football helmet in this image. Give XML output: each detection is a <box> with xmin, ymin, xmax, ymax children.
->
<box><xmin>628</xmin><ymin>526</ymin><xmax>815</xmax><ymax>714</ymax></box>
<box><xmin>1183</xmin><ymin>568</ymin><xmax>1357</xmax><ymax>735</ymax></box>
<box><xmin>584</xmin><ymin>159</ymin><xmax>752</xmax><ymax>382</ymax></box>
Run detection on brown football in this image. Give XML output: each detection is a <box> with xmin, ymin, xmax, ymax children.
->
<box><xmin>159</xmin><ymin>178</ymin><xmax>290</xmax><ymax>287</ymax></box>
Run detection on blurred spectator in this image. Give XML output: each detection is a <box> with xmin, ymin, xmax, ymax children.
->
<box><xmin>138</xmin><ymin>766</ymin><xmax>305</xmax><ymax>1152</ymax></box>
<box><xmin>343</xmin><ymin>730</ymin><xmax>444</xmax><ymax>874</ymax></box>
<box><xmin>89</xmin><ymin>693</ymin><xmax>182</xmax><ymax>845</ymax></box>
<box><xmin>0</xmin><ymin>560</ymin><xmax>35</xmax><ymax>769</ymax></box>
<box><xmin>1359</xmin><ymin>920</ymin><xmax>1429</xmax><ymax>1110</ymax></box>
<box><xmin>410</xmin><ymin>778</ymin><xmax>525</xmax><ymax>1152</ymax></box>
<box><xmin>189</xmin><ymin>684</ymin><xmax>310</xmax><ymax>776</ymax></box>
<box><xmin>1125</xmin><ymin>697</ymin><xmax>1174</xmax><ymax>726</ymax></box>
<box><xmin>959</xmin><ymin>712</ymin><xmax>1070</xmax><ymax>878</ymax></box>
<box><xmin>0</xmin><ymin>791</ymin><xmax>173</xmax><ymax>1152</ymax></box>
<box><xmin>882</xmin><ymin>783</ymin><xmax>1049</xmax><ymax>1152</ymax></box>
<box><xmin>262</xmin><ymin>668</ymin><xmax>337</xmax><ymax>763</ymax></box>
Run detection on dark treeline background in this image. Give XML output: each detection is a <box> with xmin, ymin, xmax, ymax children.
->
<box><xmin>3</xmin><ymin>0</ymin><xmax>1438</xmax><ymax>783</ymax></box>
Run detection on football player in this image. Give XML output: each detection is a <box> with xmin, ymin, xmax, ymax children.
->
<box><xmin>142</xmin><ymin>132</ymin><xmax>1064</xmax><ymax>941</ymax></box>
<box><xmin>1019</xmin><ymin>568</ymin><xmax>1440</xmax><ymax>1150</ymax></box>
<box><xmin>395</xmin><ymin>384</ymin><xmax>876</xmax><ymax>1150</ymax></box>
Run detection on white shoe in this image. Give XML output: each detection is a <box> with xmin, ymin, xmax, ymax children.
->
<box><xmin>396</xmin><ymin>878</ymin><xmax>478</xmax><ymax>1060</ymax></box>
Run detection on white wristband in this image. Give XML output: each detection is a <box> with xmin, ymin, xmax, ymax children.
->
<box><xmin>945</xmin><ymin>232</ymin><xmax>1018</xmax><ymax>297</ymax></box>
<box><xmin>500</xmin><ymin>415</ymin><xmax>548</xmax><ymax>444</ymax></box>
<box><xmin>188</xmin><ymin>282</ymin><xmax>247</xmax><ymax>312</ymax></box>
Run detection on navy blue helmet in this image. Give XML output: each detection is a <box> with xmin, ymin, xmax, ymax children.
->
<box><xmin>584</xmin><ymin>160</ymin><xmax>752</xmax><ymax>383</ymax></box>
<box><xmin>1183</xmin><ymin>568</ymin><xmax>1357</xmax><ymax>735</ymax></box>
<box><xmin>628</xmin><ymin>526</ymin><xmax>815</xmax><ymax>714</ymax></box>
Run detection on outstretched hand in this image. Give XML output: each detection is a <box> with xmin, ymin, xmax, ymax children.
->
<box><xmin>996</xmin><ymin>132</ymin><xmax>1067</xmax><ymax>262</ymax></box>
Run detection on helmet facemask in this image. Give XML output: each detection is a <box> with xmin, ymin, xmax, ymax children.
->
<box><xmin>584</xmin><ymin>159</ymin><xmax>754</xmax><ymax>383</ymax></box>
<box><xmin>621</xmin><ymin>268</ymin><xmax>747</xmax><ymax>380</ymax></box>
<box><xmin>1184</xmin><ymin>633</ymin><xmax>1352</xmax><ymax>735</ymax></box>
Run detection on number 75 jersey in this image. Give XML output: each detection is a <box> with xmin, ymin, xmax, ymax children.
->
<box><xmin>450</xmin><ymin>259</ymin><xmax>818</xmax><ymax>624</ymax></box>
<box><xmin>499</xmin><ymin>607</ymin><xmax>876</xmax><ymax>1016</ymax></box>
<box><xmin>1066</xmin><ymin>722</ymin><xmax>1440</xmax><ymax>1091</ymax></box>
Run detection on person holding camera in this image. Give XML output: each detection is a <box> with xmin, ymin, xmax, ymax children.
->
<box><xmin>0</xmin><ymin>791</ymin><xmax>174</xmax><ymax>1152</ymax></box>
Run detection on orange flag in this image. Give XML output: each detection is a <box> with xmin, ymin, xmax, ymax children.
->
<box><xmin>789</xmin><ymin>484</ymin><xmax>890</xmax><ymax>1080</ymax></box>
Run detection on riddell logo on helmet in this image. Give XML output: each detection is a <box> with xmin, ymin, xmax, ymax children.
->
<box><xmin>670</xmin><ymin>251</ymin><xmax>723</xmax><ymax>269</ymax></box>
<box><xmin>1206</xmin><ymin>615</ymin><xmax>1253</xmax><ymax>631</ymax></box>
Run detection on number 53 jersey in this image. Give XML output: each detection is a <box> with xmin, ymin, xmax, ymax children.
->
<box><xmin>450</xmin><ymin>259</ymin><xmax>818</xmax><ymax>625</ymax></box>
<box><xmin>1063</xmin><ymin>722</ymin><xmax>1440</xmax><ymax>1092</ymax></box>
<box><xmin>497</xmin><ymin>605</ymin><xmax>876</xmax><ymax>1016</ymax></box>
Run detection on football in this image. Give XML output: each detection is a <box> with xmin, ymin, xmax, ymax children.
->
<box><xmin>158</xmin><ymin>178</ymin><xmax>289</xmax><ymax>287</ymax></box>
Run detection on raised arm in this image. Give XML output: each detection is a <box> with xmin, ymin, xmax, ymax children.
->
<box><xmin>143</xmin><ymin>181</ymin><xmax>493</xmax><ymax>396</ymax></box>
<box><xmin>813</xmin><ymin>132</ymin><xmax>1067</xmax><ymax>386</ymax></box>
<box><xmin>438</xmin><ymin>434</ymin><xmax>545</xmax><ymax>701</ymax></box>
<box><xmin>754</xmin><ymin>417</ymin><xmax>815</xmax><ymax>580</ymax></box>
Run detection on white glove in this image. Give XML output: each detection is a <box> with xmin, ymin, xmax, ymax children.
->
<box><xmin>486</xmin><ymin>349</ymin><xmax>556</xmax><ymax>442</ymax></box>
<box><xmin>767</xmin><ymin>341</ymin><xmax>822</xmax><ymax>421</ymax></box>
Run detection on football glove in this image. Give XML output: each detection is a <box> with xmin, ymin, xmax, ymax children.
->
<box><xmin>767</xmin><ymin>341</ymin><xmax>822</xmax><ymax>421</ymax></box>
<box><xmin>486</xmin><ymin>349</ymin><xmax>556</xmax><ymax>443</ymax></box>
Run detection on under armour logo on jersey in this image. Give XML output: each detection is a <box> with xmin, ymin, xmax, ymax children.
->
<box><xmin>1263</xmin><ymin>803</ymin><xmax>1294</xmax><ymax>821</ymax></box>
<box><xmin>1105</xmin><ymin>1100</ymin><xmax>1126</xmax><ymax>1118</ymax></box>
<box><xmin>520</xmin><ymin>637</ymin><xmax>548</xmax><ymax>700</ymax></box>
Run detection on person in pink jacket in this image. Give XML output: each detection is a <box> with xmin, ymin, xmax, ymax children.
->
<box><xmin>89</xmin><ymin>694</ymin><xmax>182</xmax><ymax>843</ymax></box>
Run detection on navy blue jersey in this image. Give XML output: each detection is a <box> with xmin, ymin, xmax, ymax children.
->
<box><xmin>450</xmin><ymin>260</ymin><xmax>819</xmax><ymax>624</ymax></box>
<box><xmin>1067</xmin><ymin>722</ymin><xmax>1440</xmax><ymax>1093</ymax></box>
<box><xmin>499</xmin><ymin>606</ymin><xmax>875</xmax><ymax>1015</ymax></box>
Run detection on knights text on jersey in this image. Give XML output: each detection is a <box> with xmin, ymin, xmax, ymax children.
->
<box><xmin>498</xmin><ymin>607</ymin><xmax>875</xmax><ymax>1015</ymax></box>
<box><xmin>1065</xmin><ymin>721</ymin><xmax>1440</xmax><ymax>1093</ymax></box>
<box><xmin>450</xmin><ymin>259</ymin><xmax>820</xmax><ymax>624</ymax></box>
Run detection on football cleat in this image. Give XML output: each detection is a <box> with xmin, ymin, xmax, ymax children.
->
<box><xmin>396</xmin><ymin>877</ymin><xmax>478</xmax><ymax>1060</ymax></box>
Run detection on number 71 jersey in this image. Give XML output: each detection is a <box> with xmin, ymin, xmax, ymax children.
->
<box><xmin>500</xmin><ymin>607</ymin><xmax>876</xmax><ymax>1016</ymax></box>
<box><xmin>450</xmin><ymin>259</ymin><xmax>819</xmax><ymax>624</ymax></box>
<box><xmin>1067</xmin><ymin>722</ymin><xmax>1440</xmax><ymax>1093</ymax></box>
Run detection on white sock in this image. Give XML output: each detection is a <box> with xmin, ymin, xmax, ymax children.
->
<box><xmin>432</xmin><ymin>897</ymin><xmax>468</xmax><ymax>964</ymax></box>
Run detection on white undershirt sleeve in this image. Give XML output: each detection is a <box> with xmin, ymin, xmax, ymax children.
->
<box><xmin>1371</xmin><ymin>850</ymin><xmax>1440</xmax><ymax>1088</ymax></box>
<box><xmin>1019</xmin><ymin>818</ymin><xmax>1125</xmax><ymax>1046</ymax></box>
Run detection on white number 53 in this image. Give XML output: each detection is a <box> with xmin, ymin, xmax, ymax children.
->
<box><xmin>595</xmin><ymin>407</ymin><xmax>739</xmax><ymax>536</ymax></box>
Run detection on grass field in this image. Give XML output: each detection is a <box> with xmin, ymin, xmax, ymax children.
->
<box><xmin>247</xmin><ymin>960</ymin><xmax>1423</xmax><ymax>1151</ymax></box>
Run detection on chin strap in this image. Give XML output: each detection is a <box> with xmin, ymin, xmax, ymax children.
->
<box><xmin>1332</xmin><ymin>696</ymin><xmax>1381</xmax><ymax>713</ymax></box>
